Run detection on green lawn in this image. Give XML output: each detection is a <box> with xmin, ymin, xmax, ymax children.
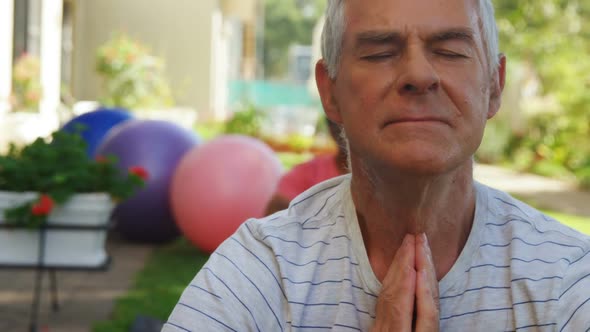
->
<box><xmin>543</xmin><ymin>210</ymin><xmax>590</xmax><ymax>235</ymax></box>
<box><xmin>92</xmin><ymin>151</ymin><xmax>311</xmax><ymax>331</ymax></box>
<box><xmin>92</xmin><ymin>239</ymin><xmax>209</xmax><ymax>332</ymax></box>
<box><xmin>93</xmin><ymin>208</ymin><xmax>590</xmax><ymax>332</ymax></box>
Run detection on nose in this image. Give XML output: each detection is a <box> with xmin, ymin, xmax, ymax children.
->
<box><xmin>396</xmin><ymin>48</ymin><xmax>440</xmax><ymax>95</ymax></box>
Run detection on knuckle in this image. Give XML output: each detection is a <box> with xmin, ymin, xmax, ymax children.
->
<box><xmin>378</xmin><ymin>287</ymin><xmax>401</xmax><ymax>306</ymax></box>
<box><xmin>389</xmin><ymin>302</ymin><xmax>408</xmax><ymax>317</ymax></box>
<box><xmin>376</xmin><ymin>293</ymin><xmax>408</xmax><ymax>317</ymax></box>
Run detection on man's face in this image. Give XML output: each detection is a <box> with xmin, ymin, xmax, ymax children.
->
<box><xmin>318</xmin><ymin>0</ymin><xmax>504</xmax><ymax>176</ymax></box>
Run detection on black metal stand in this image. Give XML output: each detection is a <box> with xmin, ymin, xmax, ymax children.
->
<box><xmin>0</xmin><ymin>221</ymin><xmax>113</xmax><ymax>332</ymax></box>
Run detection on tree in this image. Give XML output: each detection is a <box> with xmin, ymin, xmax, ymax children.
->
<box><xmin>490</xmin><ymin>0</ymin><xmax>590</xmax><ymax>187</ymax></box>
<box><xmin>263</xmin><ymin>0</ymin><xmax>326</xmax><ymax>78</ymax></box>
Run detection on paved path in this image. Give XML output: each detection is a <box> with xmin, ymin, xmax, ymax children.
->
<box><xmin>0</xmin><ymin>234</ymin><xmax>152</xmax><ymax>332</ymax></box>
<box><xmin>0</xmin><ymin>164</ymin><xmax>588</xmax><ymax>332</ymax></box>
<box><xmin>474</xmin><ymin>163</ymin><xmax>590</xmax><ymax>217</ymax></box>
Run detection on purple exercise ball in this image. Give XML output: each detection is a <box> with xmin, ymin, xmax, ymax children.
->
<box><xmin>96</xmin><ymin>120</ymin><xmax>200</xmax><ymax>243</ymax></box>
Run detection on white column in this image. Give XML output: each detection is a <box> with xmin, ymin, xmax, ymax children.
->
<box><xmin>39</xmin><ymin>0</ymin><xmax>63</xmax><ymax>129</ymax></box>
<box><xmin>0</xmin><ymin>0</ymin><xmax>14</xmax><ymax>114</ymax></box>
<box><xmin>210</xmin><ymin>9</ymin><xmax>229</xmax><ymax>121</ymax></box>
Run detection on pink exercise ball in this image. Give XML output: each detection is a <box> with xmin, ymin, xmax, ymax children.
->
<box><xmin>171</xmin><ymin>135</ymin><xmax>283</xmax><ymax>253</ymax></box>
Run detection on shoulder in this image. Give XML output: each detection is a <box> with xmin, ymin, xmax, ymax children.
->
<box><xmin>160</xmin><ymin>179</ymin><xmax>351</xmax><ymax>332</ymax></box>
<box><xmin>475</xmin><ymin>183</ymin><xmax>590</xmax><ymax>330</ymax></box>
<box><xmin>477</xmin><ymin>182</ymin><xmax>590</xmax><ymax>251</ymax></box>
<box><xmin>254</xmin><ymin>174</ymin><xmax>351</xmax><ymax>240</ymax></box>
<box><xmin>476</xmin><ymin>182</ymin><xmax>590</xmax><ymax>281</ymax></box>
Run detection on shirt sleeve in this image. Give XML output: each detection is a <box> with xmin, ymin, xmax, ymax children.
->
<box><xmin>556</xmin><ymin>247</ymin><xmax>590</xmax><ymax>331</ymax></box>
<box><xmin>162</xmin><ymin>220</ymin><xmax>288</xmax><ymax>332</ymax></box>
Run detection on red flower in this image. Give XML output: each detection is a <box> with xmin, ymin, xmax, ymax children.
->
<box><xmin>129</xmin><ymin>166</ymin><xmax>149</xmax><ymax>181</ymax></box>
<box><xmin>31</xmin><ymin>194</ymin><xmax>54</xmax><ymax>216</ymax></box>
<box><xmin>95</xmin><ymin>155</ymin><xmax>108</xmax><ymax>163</ymax></box>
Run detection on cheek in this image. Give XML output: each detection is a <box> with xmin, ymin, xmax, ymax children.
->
<box><xmin>460</xmin><ymin>92</ymin><xmax>488</xmax><ymax>141</ymax></box>
<box><xmin>340</xmin><ymin>68</ymin><xmax>393</xmax><ymax>110</ymax></box>
<box><xmin>445</xmin><ymin>74</ymin><xmax>489</xmax><ymax>120</ymax></box>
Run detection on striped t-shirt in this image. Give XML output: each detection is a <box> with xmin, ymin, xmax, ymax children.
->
<box><xmin>163</xmin><ymin>175</ymin><xmax>590</xmax><ymax>331</ymax></box>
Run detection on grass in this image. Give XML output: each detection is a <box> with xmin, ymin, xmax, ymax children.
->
<box><xmin>92</xmin><ymin>152</ymin><xmax>310</xmax><ymax>331</ymax></box>
<box><xmin>543</xmin><ymin>210</ymin><xmax>590</xmax><ymax>235</ymax></box>
<box><xmin>92</xmin><ymin>239</ymin><xmax>209</xmax><ymax>332</ymax></box>
<box><xmin>93</xmin><ymin>208</ymin><xmax>590</xmax><ymax>331</ymax></box>
<box><xmin>512</xmin><ymin>194</ymin><xmax>590</xmax><ymax>235</ymax></box>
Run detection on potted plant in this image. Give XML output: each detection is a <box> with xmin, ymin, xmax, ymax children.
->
<box><xmin>0</xmin><ymin>53</ymin><xmax>47</xmax><ymax>154</ymax></box>
<box><xmin>10</xmin><ymin>53</ymin><xmax>43</xmax><ymax>113</ymax></box>
<box><xmin>0</xmin><ymin>129</ymin><xmax>147</xmax><ymax>267</ymax></box>
<box><xmin>95</xmin><ymin>33</ymin><xmax>196</xmax><ymax>129</ymax></box>
<box><xmin>96</xmin><ymin>33</ymin><xmax>174</xmax><ymax>111</ymax></box>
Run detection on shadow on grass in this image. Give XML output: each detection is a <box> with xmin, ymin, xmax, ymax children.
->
<box><xmin>93</xmin><ymin>239</ymin><xmax>209</xmax><ymax>332</ymax></box>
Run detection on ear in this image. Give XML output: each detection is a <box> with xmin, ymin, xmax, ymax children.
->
<box><xmin>487</xmin><ymin>54</ymin><xmax>506</xmax><ymax>119</ymax></box>
<box><xmin>315</xmin><ymin>60</ymin><xmax>342</xmax><ymax>123</ymax></box>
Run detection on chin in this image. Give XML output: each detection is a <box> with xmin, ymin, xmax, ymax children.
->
<box><xmin>394</xmin><ymin>158</ymin><xmax>455</xmax><ymax>176</ymax></box>
<box><xmin>383</xmin><ymin>149</ymin><xmax>462</xmax><ymax>176</ymax></box>
<box><xmin>352</xmin><ymin>140</ymin><xmax>468</xmax><ymax>177</ymax></box>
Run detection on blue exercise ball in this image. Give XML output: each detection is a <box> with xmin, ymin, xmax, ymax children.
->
<box><xmin>95</xmin><ymin>120</ymin><xmax>200</xmax><ymax>243</ymax></box>
<box><xmin>61</xmin><ymin>107</ymin><xmax>134</xmax><ymax>157</ymax></box>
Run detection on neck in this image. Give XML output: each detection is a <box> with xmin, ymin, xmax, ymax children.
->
<box><xmin>350</xmin><ymin>159</ymin><xmax>476</xmax><ymax>282</ymax></box>
<box><xmin>334</xmin><ymin>150</ymin><xmax>349</xmax><ymax>174</ymax></box>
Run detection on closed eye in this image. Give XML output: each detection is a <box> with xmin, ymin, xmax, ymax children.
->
<box><xmin>434</xmin><ymin>50</ymin><xmax>468</xmax><ymax>59</ymax></box>
<box><xmin>361</xmin><ymin>53</ymin><xmax>397</xmax><ymax>62</ymax></box>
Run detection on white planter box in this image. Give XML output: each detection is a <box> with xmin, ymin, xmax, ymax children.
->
<box><xmin>0</xmin><ymin>192</ymin><xmax>114</xmax><ymax>268</ymax></box>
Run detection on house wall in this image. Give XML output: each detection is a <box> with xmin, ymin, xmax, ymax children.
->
<box><xmin>0</xmin><ymin>0</ymin><xmax>14</xmax><ymax>114</ymax></box>
<box><xmin>220</xmin><ymin>0</ymin><xmax>258</xmax><ymax>21</ymax></box>
<box><xmin>71</xmin><ymin>0</ymin><xmax>218</xmax><ymax>117</ymax></box>
<box><xmin>220</xmin><ymin>0</ymin><xmax>260</xmax><ymax>79</ymax></box>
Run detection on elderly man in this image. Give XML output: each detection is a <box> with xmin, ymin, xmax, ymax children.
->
<box><xmin>163</xmin><ymin>0</ymin><xmax>590</xmax><ymax>331</ymax></box>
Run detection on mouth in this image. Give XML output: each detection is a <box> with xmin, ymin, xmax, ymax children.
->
<box><xmin>382</xmin><ymin>117</ymin><xmax>450</xmax><ymax>128</ymax></box>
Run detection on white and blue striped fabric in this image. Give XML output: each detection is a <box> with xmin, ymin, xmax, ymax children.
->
<box><xmin>163</xmin><ymin>175</ymin><xmax>590</xmax><ymax>331</ymax></box>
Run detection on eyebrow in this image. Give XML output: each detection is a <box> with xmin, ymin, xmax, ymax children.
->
<box><xmin>426</xmin><ymin>28</ymin><xmax>476</xmax><ymax>45</ymax></box>
<box><xmin>354</xmin><ymin>31</ymin><xmax>404</xmax><ymax>49</ymax></box>
<box><xmin>353</xmin><ymin>27</ymin><xmax>476</xmax><ymax>49</ymax></box>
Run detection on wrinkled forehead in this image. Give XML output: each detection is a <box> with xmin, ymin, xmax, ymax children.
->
<box><xmin>342</xmin><ymin>0</ymin><xmax>482</xmax><ymax>42</ymax></box>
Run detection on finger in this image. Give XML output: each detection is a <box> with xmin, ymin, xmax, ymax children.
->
<box><xmin>382</xmin><ymin>234</ymin><xmax>416</xmax><ymax>285</ymax></box>
<box><xmin>374</xmin><ymin>234</ymin><xmax>416</xmax><ymax>331</ymax></box>
<box><xmin>415</xmin><ymin>233</ymin><xmax>440</xmax><ymax>332</ymax></box>
<box><xmin>415</xmin><ymin>233</ymin><xmax>438</xmax><ymax>286</ymax></box>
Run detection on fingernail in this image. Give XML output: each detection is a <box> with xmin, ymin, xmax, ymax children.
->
<box><xmin>421</xmin><ymin>233</ymin><xmax>428</xmax><ymax>245</ymax></box>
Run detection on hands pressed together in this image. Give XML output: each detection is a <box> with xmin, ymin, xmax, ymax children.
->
<box><xmin>372</xmin><ymin>233</ymin><xmax>440</xmax><ymax>332</ymax></box>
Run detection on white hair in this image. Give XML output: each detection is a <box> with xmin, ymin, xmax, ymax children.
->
<box><xmin>321</xmin><ymin>0</ymin><xmax>500</xmax><ymax>79</ymax></box>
